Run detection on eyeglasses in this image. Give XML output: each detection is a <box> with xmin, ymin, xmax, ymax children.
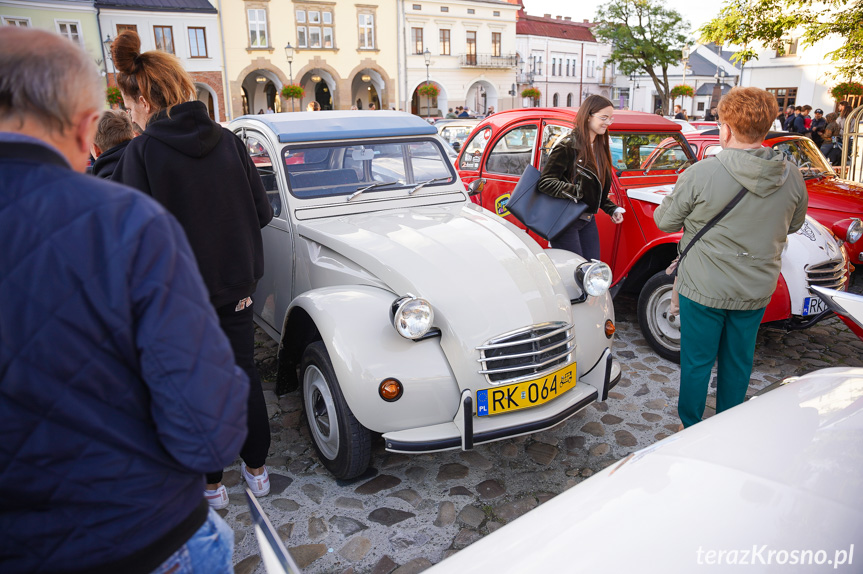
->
<box><xmin>591</xmin><ymin>114</ymin><xmax>614</xmax><ymax>124</ymax></box>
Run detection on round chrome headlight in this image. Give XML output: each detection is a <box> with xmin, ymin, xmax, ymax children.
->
<box><xmin>392</xmin><ymin>296</ymin><xmax>434</xmax><ymax>339</ymax></box>
<box><xmin>847</xmin><ymin>219</ymin><xmax>863</xmax><ymax>244</ymax></box>
<box><xmin>577</xmin><ymin>261</ymin><xmax>613</xmax><ymax>297</ymax></box>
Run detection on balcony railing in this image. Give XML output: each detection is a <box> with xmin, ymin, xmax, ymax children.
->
<box><xmin>459</xmin><ymin>53</ymin><xmax>518</xmax><ymax>68</ymax></box>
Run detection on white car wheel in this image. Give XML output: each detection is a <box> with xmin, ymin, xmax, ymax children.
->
<box><xmin>637</xmin><ymin>271</ymin><xmax>681</xmax><ymax>363</ymax></box>
<box><xmin>303</xmin><ymin>364</ymin><xmax>340</xmax><ymax>460</ymax></box>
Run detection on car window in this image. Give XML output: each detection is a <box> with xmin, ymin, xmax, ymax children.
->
<box><xmin>703</xmin><ymin>144</ymin><xmax>722</xmax><ymax>159</ymax></box>
<box><xmin>281</xmin><ymin>139</ymin><xmax>455</xmax><ymax>199</ymax></box>
<box><xmin>485</xmin><ymin>124</ymin><xmax>538</xmax><ymax>176</ymax></box>
<box><xmin>609</xmin><ymin>132</ymin><xmax>694</xmax><ymax>174</ymax></box>
<box><xmin>539</xmin><ymin>124</ymin><xmax>570</xmax><ymax>171</ymax></box>
<box><xmin>458</xmin><ymin>126</ymin><xmax>492</xmax><ymax>171</ymax></box>
<box><xmin>772</xmin><ymin>138</ymin><xmax>834</xmax><ymax>178</ymax></box>
<box><xmin>246</xmin><ymin>134</ymin><xmax>282</xmax><ymax>218</ymax></box>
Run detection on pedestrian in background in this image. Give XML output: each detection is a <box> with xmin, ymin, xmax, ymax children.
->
<box><xmin>654</xmin><ymin>87</ymin><xmax>807</xmax><ymax>429</ymax></box>
<box><xmin>445</xmin><ymin>107</ymin><xmax>457</xmax><ymax>118</ymax></box>
<box><xmin>110</xmin><ymin>30</ymin><xmax>274</xmax><ymax>509</ymax></box>
<box><xmin>0</xmin><ymin>26</ymin><xmax>248</xmax><ymax>573</ymax></box>
<box><xmin>307</xmin><ymin>101</ymin><xmax>321</xmax><ymax>111</ymax></box>
<box><xmin>784</xmin><ymin>106</ymin><xmax>800</xmax><ymax>131</ymax></box>
<box><xmin>810</xmin><ymin>108</ymin><xmax>827</xmax><ymax>146</ymax></box>
<box><xmin>90</xmin><ymin>109</ymin><xmax>135</xmax><ymax>179</ymax></box>
<box><xmin>821</xmin><ymin>112</ymin><xmax>842</xmax><ymax>165</ymax></box>
<box><xmin>537</xmin><ymin>94</ymin><xmax>625</xmax><ymax>260</ymax></box>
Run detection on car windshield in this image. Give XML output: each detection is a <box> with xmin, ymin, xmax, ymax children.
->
<box><xmin>771</xmin><ymin>138</ymin><xmax>834</xmax><ymax>179</ymax></box>
<box><xmin>610</xmin><ymin>132</ymin><xmax>695</xmax><ymax>174</ymax></box>
<box><xmin>282</xmin><ymin>139</ymin><xmax>455</xmax><ymax>199</ymax></box>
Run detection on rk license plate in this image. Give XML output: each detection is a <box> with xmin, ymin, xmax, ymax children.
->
<box><xmin>802</xmin><ymin>296</ymin><xmax>826</xmax><ymax>316</ymax></box>
<box><xmin>475</xmin><ymin>363</ymin><xmax>576</xmax><ymax>417</ymax></box>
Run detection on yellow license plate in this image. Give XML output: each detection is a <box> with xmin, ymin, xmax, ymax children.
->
<box><xmin>476</xmin><ymin>363</ymin><xmax>576</xmax><ymax>417</ymax></box>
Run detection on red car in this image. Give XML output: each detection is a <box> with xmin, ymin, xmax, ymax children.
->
<box><xmin>686</xmin><ymin>130</ymin><xmax>863</xmax><ymax>264</ymax></box>
<box><xmin>457</xmin><ymin>109</ymin><xmax>851</xmax><ymax>362</ymax></box>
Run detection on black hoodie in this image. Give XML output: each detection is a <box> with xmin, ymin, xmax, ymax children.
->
<box><xmin>113</xmin><ymin>101</ymin><xmax>273</xmax><ymax>308</ymax></box>
<box><xmin>92</xmin><ymin>139</ymin><xmax>130</xmax><ymax>180</ymax></box>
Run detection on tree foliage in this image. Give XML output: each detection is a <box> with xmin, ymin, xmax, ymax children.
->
<box><xmin>594</xmin><ymin>0</ymin><xmax>689</xmax><ymax>114</ymax></box>
<box><xmin>699</xmin><ymin>0</ymin><xmax>863</xmax><ymax>80</ymax></box>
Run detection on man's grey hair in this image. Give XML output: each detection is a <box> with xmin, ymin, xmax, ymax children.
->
<box><xmin>0</xmin><ymin>26</ymin><xmax>103</xmax><ymax>133</ymax></box>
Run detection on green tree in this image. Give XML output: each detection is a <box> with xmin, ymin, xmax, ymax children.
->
<box><xmin>700</xmin><ymin>0</ymin><xmax>863</xmax><ymax>80</ymax></box>
<box><xmin>594</xmin><ymin>0</ymin><xmax>690</xmax><ymax>114</ymax></box>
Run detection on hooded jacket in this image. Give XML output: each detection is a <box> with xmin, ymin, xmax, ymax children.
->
<box><xmin>654</xmin><ymin>147</ymin><xmax>808</xmax><ymax>310</ymax></box>
<box><xmin>113</xmin><ymin>101</ymin><xmax>273</xmax><ymax>308</ymax></box>
<box><xmin>91</xmin><ymin>139</ymin><xmax>130</xmax><ymax>180</ymax></box>
<box><xmin>537</xmin><ymin>133</ymin><xmax>618</xmax><ymax>217</ymax></box>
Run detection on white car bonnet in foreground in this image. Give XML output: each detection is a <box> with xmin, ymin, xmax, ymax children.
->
<box><xmin>428</xmin><ymin>367</ymin><xmax>863</xmax><ymax>573</ymax></box>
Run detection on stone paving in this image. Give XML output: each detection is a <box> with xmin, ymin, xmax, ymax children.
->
<box><xmin>224</xmin><ymin>286</ymin><xmax>863</xmax><ymax>574</ymax></box>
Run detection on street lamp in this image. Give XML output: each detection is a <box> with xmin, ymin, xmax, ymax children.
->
<box><xmin>102</xmin><ymin>34</ymin><xmax>114</xmax><ymax>79</ymax></box>
<box><xmin>629</xmin><ymin>73</ymin><xmax>639</xmax><ymax>111</ymax></box>
<box><xmin>681</xmin><ymin>45</ymin><xmax>690</xmax><ymax>116</ymax></box>
<box><xmin>284</xmin><ymin>42</ymin><xmax>294</xmax><ymax>112</ymax></box>
<box><xmin>423</xmin><ymin>48</ymin><xmax>431</xmax><ymax>118</ymax></box>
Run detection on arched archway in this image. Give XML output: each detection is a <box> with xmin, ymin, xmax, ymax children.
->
<box><xmin>410</xmin><ymin>80</ymin><xmax>446</xmax><ymax>118</ymax></box>
<box><xmin>553</xmin><ymin>93</ymin><xmax>559</xmax><ymax>107</ymax></box>
<box><xmin>297</xmin><ymin>69</ymin><xmax>337</xmax><ymax>110</ymax></box>
<box><xmin>465</xmin><ymin>79</ymin><xmax>497</xmax><ymax>116</ymax></box>
<box><xmin>195</xmin><ymin>82</ymin><xmax>220</xmax><ymax>121</ymax></box>
<box><xmin>240</xmin><ymin>68</ymin><xmax>283</xmax><ymax>115</ymax></box>
<box><xmin>351</xmin><ymin>68</ymin><xmax>385</xmax><ymax>110</ymax></box>
<box><xmin>566</xmin><ymin>93</ymin><xmax>573</xmax><ymax>107</ymax></box>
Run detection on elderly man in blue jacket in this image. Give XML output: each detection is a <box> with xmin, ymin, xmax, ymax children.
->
<box><xmin>0</xmin><ymin>27</ymin><xmax>249</xmax><ymax>574</ymax></box>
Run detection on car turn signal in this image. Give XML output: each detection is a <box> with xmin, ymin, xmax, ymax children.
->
<box><xmin>379</xmin><ymin>378</ymin><xmax>403</xmax><ymax>402</ymax></box>
<box><xmin>605</xmin><ymin>320</ymin><xmax>615</xmax><ymax>339</ymax></box>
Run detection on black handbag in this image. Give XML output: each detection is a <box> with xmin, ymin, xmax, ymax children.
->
<box><xmin>506</xmin><ymin>164</ymin><xmax>588</xmax><ymax>241</ymax></box>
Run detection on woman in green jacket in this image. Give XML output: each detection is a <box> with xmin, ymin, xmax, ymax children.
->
<box><xmin>654</xmin><ymin>87</ymin><xmax>808</xmax><ymax>429</ymax></box>
<box><xmin>537</xmin><ymin>95</ymin><xmax>624</xmax><ymax>260</ymax></box>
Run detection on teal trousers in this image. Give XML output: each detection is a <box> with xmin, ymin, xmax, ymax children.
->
<box><xmin>678</xmin><ymin>295</ymin><xmax>766</xmax><ymax>428</ymax></box>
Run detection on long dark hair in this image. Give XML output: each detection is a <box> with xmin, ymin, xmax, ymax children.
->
<box><xmin>573</xmin><ymin>95</ymin><xmax>614</xmax><ymax>188</ymax></box>
<box><xmin>839</xmin><ymin>100</ymin><xmax>851</xmax><ymax>119</ymax></box>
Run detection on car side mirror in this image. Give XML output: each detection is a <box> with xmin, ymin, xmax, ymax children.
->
<box><xmin>468</xmin><ymin>178</ymin><xmax>484</xmax><ymax>196</ymax></box>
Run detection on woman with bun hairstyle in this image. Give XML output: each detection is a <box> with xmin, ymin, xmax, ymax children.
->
<box><xmin>111</xmin><ymin>31</ymin><xmax>274</xmax><ymax>509</ymax></box>
<box><xmin>537</xmin><ymin>94</ymin><xmax>624</xmax><ymax>260</ymax></box>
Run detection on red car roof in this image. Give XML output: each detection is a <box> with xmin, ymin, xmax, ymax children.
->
<box><xmin>478</xmin><ymin>108</ymin><xmax>684</xmax><ymax>132</ymax></box>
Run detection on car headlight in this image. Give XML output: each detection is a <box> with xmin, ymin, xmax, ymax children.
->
<box><xmin>576</xmin><ymin>261</ymin><xmax>613</xmax><ymax>297</ymax></box>
<box><xmin>391</xmin><ymin>296</ymin><xmax>434</xmax><ymax>339</ymax></box>
<box><xmin>847</xmin><ymin>219</ymin><xmax>863</xmax><ymax>244</ymax></box>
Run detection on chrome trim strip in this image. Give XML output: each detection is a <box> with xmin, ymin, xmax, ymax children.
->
<box><xmin>476</xmin><ymin>336</ymin><xmax>574</xmax><ymax>362</ymax></box>
<box><xmin>478</xmin><ymin>352</ymin><xmax>573</xmax><ymax>375</ymax></box>
<box><xmin>476</xmin><ymin>324</ymin><xmax>571</xmax><ymax>350</ymax></box>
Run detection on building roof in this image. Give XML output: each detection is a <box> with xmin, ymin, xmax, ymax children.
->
<box><xmin>238</xmin><ymin>110</ymin><xmax>438</xmax><ymax>144</ymax></box>
<box><xmin>695</xmin><ymin>82</ymin><xmax>733</xmax><ymax>96</ymax></box>
<box><xmin>516</xmin><ymin>13</ymin><xmax>597</xmax><ymax>43</ymax></box>
<box><xmin>94</xmin><ymin>0</ymin><xmax>217</xmax><ymax>13</ymax></box>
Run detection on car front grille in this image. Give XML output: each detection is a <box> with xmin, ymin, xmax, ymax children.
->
<box><xmin>806</xmin><ymin>258</ymin><xmax>847</xmax><ymax>291</ymax></box>
<box><xmin>476</xmin><ymin>322</ymin><xmax>574</xmax><ymax>385</ymax></box>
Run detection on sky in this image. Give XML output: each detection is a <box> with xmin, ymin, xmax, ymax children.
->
<box><xmin>520</xmin><ymin>0</ymin><xmax>716</xmax><ymax>37</ymax></box>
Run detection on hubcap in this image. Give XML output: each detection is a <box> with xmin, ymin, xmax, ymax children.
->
<box><xmin>303</xmin><ymin>365</ymin><xmax>339</xmax><ymax>460</ymax></box>
<box><xmin>646</xmin><ymin>283</ymin><xmax>681</xmax><ymax>352</ymax></box>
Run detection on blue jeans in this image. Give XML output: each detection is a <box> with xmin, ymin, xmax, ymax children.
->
<box><xmin>151</xmin><ymin>508</ymin><xmax>234</xmax><ymax>574</ymax></box>
<box><xmin>550</xmin><ymin>217</ymin><xmax>600</xmax><ymax>261</ymax></box>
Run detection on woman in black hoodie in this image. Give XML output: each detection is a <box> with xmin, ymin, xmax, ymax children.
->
<box><xmin>111</xmin><ymin>31</ymin><xmax>274</xmax><ymax>509</ymax></box>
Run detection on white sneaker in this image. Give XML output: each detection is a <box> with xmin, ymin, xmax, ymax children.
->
<box><xmin>242</xmin><ymin>463</ymin><xmax>270</xmax><ymax>497</ymax></box>
<box><xmin>204</xmin><ymin>485</ymin><xmax>229</xmax><ymax>510</ymax></box>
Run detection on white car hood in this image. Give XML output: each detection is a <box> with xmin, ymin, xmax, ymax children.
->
<box><xmin>296</xmin><ymin>203</ymin><xmax>573</xmax><ymax>381</ymax></box>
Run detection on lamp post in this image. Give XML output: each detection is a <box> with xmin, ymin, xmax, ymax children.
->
<box><xmin>284</xmin><ymin>42</ymin><xmax>294</xmax><ymax>112</ymax></box>
<box><xmin>681</xmin><ymin>45</ymin><xmax>690</xmax><ymax>117</ymax></box>
<box><xmin>423</xmin><ymin>48</ymin><xmax>431</xmax><ymax>118</ymax></box>
<box><xmin>629</xmin><ymin>73</ymin><xmax>639</xmax><ymax>111</ymax></box>
<box><xmin>103</xmin><ymin>34</ymin><xmax>114</xmax><ymax>80</ymax></box>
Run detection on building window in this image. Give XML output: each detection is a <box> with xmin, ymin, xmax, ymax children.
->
<box><xmin>2</xmin><ymin>17</ymin><xmax>30</xmax><ymax>26</ymax></box>
<box><xmin>551</xmin><ymin>58</ymin><xmax>556</xmax><ymax>76</ymax></box>
<box><xmin>188</xmin><ymin>27</ymin><xmax>207</xmax><ymax>58</ymax></box>
<box><xmin>56</xmin><ymin>21</ymin><xmax>81</xmax><ymax>44</ymax></box>
<box><xmin>558</xmin><ymin>59</ymin><xmax>562</xmax><ymax>76</ymax></box>
<box><xmin>440</xmin><ymin>29</ymin><xmax>450</xmax><ymax>55</ymax></box>
<box><xmin>565</xmin><ymin>59</ymin><xmax>569</xmax><ymax>76</ymax></box>
<box><xmin>116</xmin><ymin>24</ymin><xmax>137</xmax><ymax>34</ymax></box>
<box><xmin>766</xmin><ymin>87</ymin><xmax>798</xmax><ymax>109</ymax></box>
<box><xmin>466</xmin><ymin>30</ymin><xmax>476</xmax><ymax>65</ymax></box>
<box><xmin>440</xmin><ymin>6</ymin><xmax>448</xmax><ymax>11</ymax></box>
<box><xmin>586</xmin><ymin>58</ymin><xmax>595</xmax><ymax>77</ymax></box>
<box><xmin>697</xmin><ymin>102</ymin><xmax>705</xmax><ymax>111</ymax></box>
<box><xmin>566</xmin><ymin>93</ymin><xmax>573</xmax><ymax>106</ymax></box>
<box><xmin>248</xmin><ymin>9</ymin><xmax>268</xmax><ymax>48</ymax></box>
<box><xmin>467</xmin><ymin>8</ymin><xmax>475</xmax><ymax>14</ymax></box>
<box><xmin>412</xmin><ymin>3</ymin><xmax>421</xmax><ymax>9</ymax></box>
<box><xmin>553</xmin><ymin>93</ymin><xmax>559</xmax><ymax>106</ymax></box>
<box><xmin>492</xmin><ymin>32</ymin><xmax>501</xmax><ymax>57</ymax></box>
<box><xmin>411</xmin><ymin>27</ymin><xmax>423</xmax><ymax>54</ymax></box>
<box><xmin>358</xmin><ymin>13</ymin><xmax>374</xmax><ymax>49</ymax></box>
<box><xmin>493</xmin><ymin>10</ymin><xmax>500</xmax><ymax>16</ymax></box>
<box><xmin>296</xmin><ymin>7</ymin><xmax>334</xmax><ymax>49</ymax></box>
<box><xmin>776</xmin><ymin>38</ymin><xmax>798</xmax><ymax>57</ymax></box>
<box><xmin>154</xmin><ymin>26</ymin><xmax>174</xmax><ymax>54</ymax></box>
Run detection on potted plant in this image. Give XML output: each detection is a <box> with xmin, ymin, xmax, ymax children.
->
<box><xmin>670</xmin><ymin>84</ymin><xmax>694</xmax><ymax>101</ymax></box>
<box><xmin>830</xmin><ymin>81</ymin><xmax>863</xmax><ymax>101</ymax></box>
<box><xmin>417</xmin><ymin>83</ymin><xmax>439</xmax><ymax>98</ymax></box>
<box><xmin>106</xmin><ymin>86</ymin><xmax>123</xmax><ymax>107</ymax></box>
<box><xmin>281</xmin><ymin>84</ymin><xmax>305</xmax><ymax>100</ymax></box>
<box><xmin>521</xmin><ymin>87</ymin><xmax>541</xmax><ymax>106</ymax></box>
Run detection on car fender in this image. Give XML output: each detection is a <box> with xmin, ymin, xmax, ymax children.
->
<box><xmin>287</xmin><ymin>285</ymin><xmax>461</xmax><ymax>433</ymax></box>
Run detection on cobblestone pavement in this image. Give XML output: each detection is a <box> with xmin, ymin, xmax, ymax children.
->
<box><xmin>226</xmin><ymin>286</ymin><xmax>863</xmax><ymax>574</ymax></box>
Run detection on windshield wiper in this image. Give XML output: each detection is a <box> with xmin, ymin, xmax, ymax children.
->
<box><xmin>347</xmin><ymin>180</ymin><xmax>399</xmax><ymax>201</ymax></box>
<box><xmin>408</xmin><ymin>177</ymin><xmax>450</xmax><ymax>195</ymax></box>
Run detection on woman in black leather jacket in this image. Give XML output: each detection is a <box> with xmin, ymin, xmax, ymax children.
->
<box><xmin>538</xmin><ymin>95</ymin><xmax>624</xmax><ymax>260</ymax></box>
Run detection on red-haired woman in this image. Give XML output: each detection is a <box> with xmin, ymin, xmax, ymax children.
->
<box><xmin>537</xmin><ymin>94</ymin><xmax>624</xmax><ymax>260</ymax></box>
<box><xmin>110</xmin><ymin>31</ymin><xmax>274</xmax><ymax>511</ymax></box>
